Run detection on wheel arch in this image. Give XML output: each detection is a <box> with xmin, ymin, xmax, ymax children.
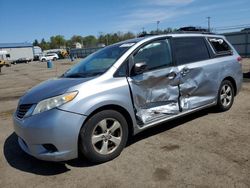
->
<box><xmin>223</xmin><ymin>76</ymin><xmax>237</xmax><ymax>96</ymax></box>
<box><xmin>77</xmin><ymin>104</ymin><xmax>135</xmax><ymax>156</ymax></box>
<box><xmin>83</xmin><ymin>104</ymin><xmax>134</xmax><ymax>136</ymax></box>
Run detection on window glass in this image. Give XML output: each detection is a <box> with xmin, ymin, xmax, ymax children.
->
<box><xmin>133</xmin><ymin>39</ymin><xmax>172</xmax><ymax>70</ymax></box>
<box><xmin>208</xmin><ymin>38</ymin><xmax>231</xmax><ymax>54</ymax></box>
<box><xmin>173</xmin><ymin>37</ymin><xmax>210</xmax><ymax>65</ymax></box>
<box><xmin>115</xmin><ymin>61</ymin><xmax>127</xmax><ymax>77</ymax></box>
<box><xmin>63</xmin><ymin>43</ymin><xmax>131</xmax><ymax>78</ymax></box>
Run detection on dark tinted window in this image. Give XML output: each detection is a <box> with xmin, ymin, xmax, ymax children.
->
<box><xmin>173</xmin><ymin>37</ymin><xmax>210</xmax><ymax>65</ymax></box>
<box><xmin>208</xmin><ymin>38</ymin><xmax>231</xmax><ymax>54</ymax></box>
<box><xmin>133</xmin><ymin>39</ymin><xmax>172</xmax><ymax>70</ymax></box>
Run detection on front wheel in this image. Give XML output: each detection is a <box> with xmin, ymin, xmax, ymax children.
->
<box><xmin>79</xmin><ymin>110</ymin><xmax>128</xmax><ymax>163</ymax></box>
<box><xmin>216</xmin><ymin>80</ymin><xmax>234</xmax><ymax>112</ymax></box>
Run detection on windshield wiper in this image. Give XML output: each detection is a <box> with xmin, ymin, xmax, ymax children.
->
<box><xmin>64</xmin><ymin>72</ymin><xmax>104</xmax><ymax>78</ymax></box>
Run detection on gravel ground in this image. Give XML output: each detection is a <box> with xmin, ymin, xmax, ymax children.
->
<box><xmin>0</xmin><ymin>58</ymin><xmax>250</xmax><ymax>188</ymax></box>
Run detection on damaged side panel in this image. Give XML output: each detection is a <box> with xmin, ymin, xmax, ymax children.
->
<box><xmin>128</xmin><ymin>61</ymin><xmax>219</xmax><ymax>125</ymax></box>
<box><xmin>178</xmin><ymin>61</ymin><xmax>219</xmax><ymax>111</ymax></box>
<box><xmin>128</xmin><ymin>67</ymin><xmax>180</xmax><ymax>124</ymax></box>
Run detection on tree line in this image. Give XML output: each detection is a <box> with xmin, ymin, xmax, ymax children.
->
<box><xmin>33</xmin><ymin>28</ymin><xmax>177</xmax><ymax>50</ymax></box>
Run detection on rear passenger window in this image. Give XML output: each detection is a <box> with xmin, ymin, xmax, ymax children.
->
<box><xmin>173</xmin><ymin>37</ymin><xmax>210</xmax><ymax>65</ymax></box>
<box><xmin>208</xmin><ymin>38</ymin><xmax>232</xmax><ymax>55</ymax></box>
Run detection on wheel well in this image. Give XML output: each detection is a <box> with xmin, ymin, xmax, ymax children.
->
<box><xmin>77</xmin><ymin>105</ymin><xmax>134</xmax><ymax>156</ymax></box>
<box><xmin>82</xmin><ymin>105</ymin><xmax>134</xmax><ymax>137</ymax></box>
<box><xmin>223</xmin><ymin>77</ymin><xmax>237</xmax><ymax>96</ymax></box>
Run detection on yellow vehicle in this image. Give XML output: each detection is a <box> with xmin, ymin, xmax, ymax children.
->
<box><xmin>0</xmin><ymin>60</ymin><xmax>10</xmax><ymax>73</ymax></box>
<box><xmin>61</xmin><ymin>49</ymin><xmax>69</xmax><ymax>58</ymax></box>
<box><xmin>0</xmin><ymin>59</ymin><xmax>6</xmax><ymax>65</ymax></box>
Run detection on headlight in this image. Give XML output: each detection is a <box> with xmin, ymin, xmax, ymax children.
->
<box><xmin>32</xmin><ymin>91</ymin><xmax>78</xmax><ymax>115</ymax></box>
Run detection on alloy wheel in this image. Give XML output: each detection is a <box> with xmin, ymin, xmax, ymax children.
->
<box><xmin>91</xmin><ymin>118</ymin><xmax>122</xmax><ymax>155</ymax></box>
<box><xmin>220</xmin><ymin>84</ymin><xmax>232</xmax><ymax>107</ymax></box>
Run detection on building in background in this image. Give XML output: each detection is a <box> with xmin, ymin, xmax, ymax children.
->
<box><xmin>33</xmin><ymin>46</ymin><xmax>42</xmax><ymax>60</ymax></box>
<box><xmin>73</xmin><ymin>42</ymin><xmax>82</xmax><ymax>49</ymax></box>
<box><xmin>70</xmin><ymin>47</ymin><xmax>102</xmax><ymax>58</ymax></box>
<box><xmin>0</xmin><ymin>43</ymin><xmax>34</xmax><ymax>61</ymax></box>
<box><xmin>0</xmin><ymin>50</ymin><xmax>7</xmax><ymax>61</ymax></box>
<box><xmin>224</xmin><ymin>28</ymin><xmax>250</xmax><ymax>57</ymax></box>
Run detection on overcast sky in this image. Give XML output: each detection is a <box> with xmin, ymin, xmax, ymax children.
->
<box><xmin>0</xmin><ymin>0</ymin><xmax>249</xmax><ymax>43</ymax></box>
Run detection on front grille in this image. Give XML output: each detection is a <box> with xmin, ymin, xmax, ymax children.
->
<box><xmin>16</xmin><ymin>104</ymin><xmax>33</xmax><ymax>119</ymax></box>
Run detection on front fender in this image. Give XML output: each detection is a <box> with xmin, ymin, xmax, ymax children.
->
<box><xmin>58</xmin><ymin>77</ymin><xmax>138</xmax><ymax>133</ymax></box>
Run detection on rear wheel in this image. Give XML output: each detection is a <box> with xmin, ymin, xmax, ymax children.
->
<box><xmin>216</xmin><ymin>80</ymin><xmax>234</xmax><ymax>111</ymax></box>
<box><xmin>42</xmin><ymin>59</ymin><xmax>46</xmax><ymax>62</ymax></box>
<box><xmin>79</xmin><ymin>110</ymin><xmax>128</xmax><ymax>163</ymax></box>
<box><xmin>53</xmin><ymin>57</ymin><xmax>57</xmax><ymax>61</ymax></box>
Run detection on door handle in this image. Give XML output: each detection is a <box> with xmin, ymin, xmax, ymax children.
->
<box><xmin>166</xmin><ymin>72</ymin><xmax>177</xmax><ymax>80</ymax></box>
<box><xmin>181</xmin><ymin>67</ymin><xmax>190</xmax><ymax>76</ymax></box>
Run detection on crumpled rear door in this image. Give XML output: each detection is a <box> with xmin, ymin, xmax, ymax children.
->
<box><xmin>172</xmin><ymin>37</ymin><xmax>217</xmax><ymax>111</ymax></box>
<box><xmin>178</xmin><ymin>63</ymin><xmax>217</xmax><ymax>110</ymax></box>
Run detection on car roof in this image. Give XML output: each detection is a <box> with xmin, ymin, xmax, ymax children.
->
<box><xmin>115</xmin><ymin>33</ymin><xmax>225</xmax><ymax>47</ymax></box>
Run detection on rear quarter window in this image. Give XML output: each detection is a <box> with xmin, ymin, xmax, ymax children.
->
<box><xmin>208</xmin><ymin>37</ymin><xmax>232</xmax><ymax>56</ymax></box>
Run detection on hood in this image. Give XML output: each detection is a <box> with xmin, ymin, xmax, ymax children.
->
<box><xmin>19</xmin><ymin>77</ymin><xmax>93</xmax><ymax>104</ymax></box>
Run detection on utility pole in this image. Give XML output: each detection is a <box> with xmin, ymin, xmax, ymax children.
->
<box><xmin>106</xmin><ymin>35</ymin><xmax>109</xmax><ymax>46</ymax></box>
<box><xmin>142</xmin><ymin>27</ymin><xmax>145</xmax><ymax>33</ymax></box>
<box><xmin>157</xmin><ymin>21</ymin><xmax>160</xmax><ymax>33</ymax></box>
<box><xmin>207</xmin><ymin>16</ymin><xmax>211</xmax><ymax>32</ymax></box>
<box><xmin>99</xmin><ymin>32</ymin><xmax>108</xmax><ymax>46</ymax></box>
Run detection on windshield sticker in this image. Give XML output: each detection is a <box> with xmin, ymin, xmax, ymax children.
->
<box><xmin>120</xmin><ymin>43</ymin><xmax>135</xmax><ymax>48</ymax></box>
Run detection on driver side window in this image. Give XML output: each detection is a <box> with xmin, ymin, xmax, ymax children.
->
<box><xmin>133</xmin><ymin>39</ymin><xmax>172</xmax><ymax>71</ymax></box>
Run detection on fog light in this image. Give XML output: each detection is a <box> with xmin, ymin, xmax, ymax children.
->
<box><xmin>42</xmin><ymin>144</ymin><xmax>58</xmax><ymax>153</ymax></box>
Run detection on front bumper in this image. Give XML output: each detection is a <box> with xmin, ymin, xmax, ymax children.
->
<box><xmin>13</xmin><ymin>108</ymin><xmax>86</xmax><ymax>161</ymax></box>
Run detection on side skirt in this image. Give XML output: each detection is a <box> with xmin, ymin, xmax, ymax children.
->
<box><xmin>133</xmin><ymin>101</ymin><xmax>217</xmax><ymax>134</ymax></box>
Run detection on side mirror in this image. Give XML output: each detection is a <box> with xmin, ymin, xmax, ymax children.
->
<box><xmin>133</xmin><ymin>62</ymin><xmax>148</xmax><ymax>75</ymax></box>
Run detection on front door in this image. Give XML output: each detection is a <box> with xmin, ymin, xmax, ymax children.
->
<box><xmin>127</xmin><ymin>39</ymin><xmax>180</xmax><ymax>124</ymax></box>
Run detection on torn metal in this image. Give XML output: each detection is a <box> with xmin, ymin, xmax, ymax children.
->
<box><xmin>178</xmin><ymin>65</ymin><xmax>217</xmax><ymax>110</ymax></box>
<box><xmin>128</xmin><ymin>67</ymin><xmax>180</xmax><ymax>124</ymax></box>
<box><xmin>128</xmin><ymin>64</ymin><xmax>218</xmax><ymax>124</ymax></box>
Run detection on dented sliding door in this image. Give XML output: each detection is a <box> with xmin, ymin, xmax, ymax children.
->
<box><xmin>173</xmin><ymin>37</ymin><xmax>217</xmax><ymax>111</ymax></box>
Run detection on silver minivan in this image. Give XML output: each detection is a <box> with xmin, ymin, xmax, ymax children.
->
<box><xmin>13</xmin><ymin>33</ymin><xmax>242</xmax><ymax>163</ymax></box>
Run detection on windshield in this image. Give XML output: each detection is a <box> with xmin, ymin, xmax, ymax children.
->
<box><xmin>63</xmin><ymin>43</ymin><xmax>133</xmax><ymax>78</ymax></box>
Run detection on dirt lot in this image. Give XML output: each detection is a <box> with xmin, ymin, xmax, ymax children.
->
<box><xmin>0</xmin><ymin>59</ymin><xmax>250</xmax><ymax>188</ymax></box>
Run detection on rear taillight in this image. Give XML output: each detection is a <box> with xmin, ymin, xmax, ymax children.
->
<box><xmin>237</xmin><ymin>56</ymin><xmax>242</xmax><ymax>63</ymax></box>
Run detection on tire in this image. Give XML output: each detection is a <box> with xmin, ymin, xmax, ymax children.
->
<box><xmin>79</xmin><ymin>110</ymin><xmax>128</xmax><ymax>163</ymax></box>
<box><xmin>216</xmin><ymin>80</ymin><xmax>234</xmax><ymax>112</ymax></box>
<box><xmin>42</xmin><ymin>59</ymin><xmax>46</xmax><ymax>62</ymax></box>
<box><xmin>53</xmin><ymin>57</ymin><xmax>57</xmax><ymax>61</ymax></box>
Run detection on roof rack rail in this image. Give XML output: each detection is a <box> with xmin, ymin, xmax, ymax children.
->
<box><xmin>172</xmin><ymin>30</ymin><xmax>215</xmax><ymax>34</ymax></box>
<box><xmin>138</xmin><ymin>33</ymin><xmax>156</xmax><ymax>37</ymax></box>
<box><xmin>175</xmin><ymin>27</ymin><xmax>215</xmax><ymax>34</ymax></box>
<box><xmin>137</xmin><ymin>27</ymin><xmax>216</xmax><ymax>38</ymax></box>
